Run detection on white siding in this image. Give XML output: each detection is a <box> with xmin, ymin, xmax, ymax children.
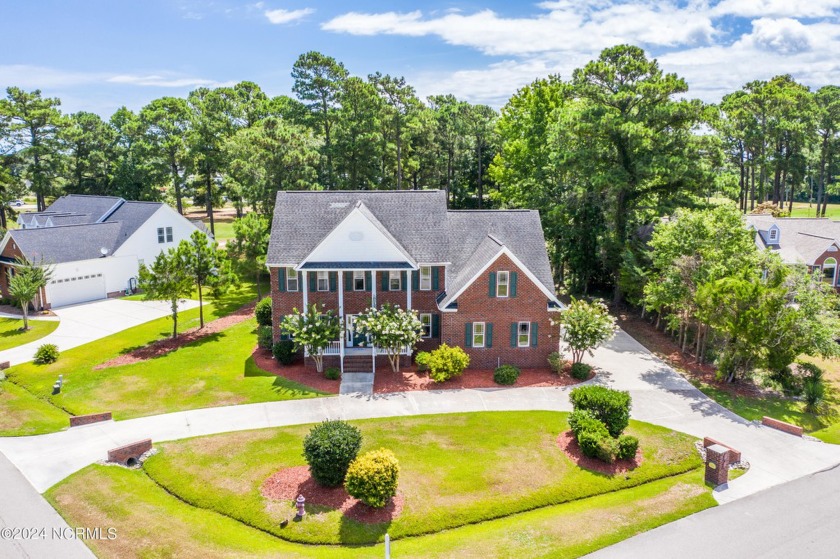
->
<box><xmin>114</xmin><ymin>205</ymin><xmax>203</xmax><ymax>265</ymax></box>
<box><xmin>303</xmin><ymin>208</ymin><xmax>409</xmax><ymax>264</ymax></box>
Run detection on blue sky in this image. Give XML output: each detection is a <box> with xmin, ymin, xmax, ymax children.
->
<box><xmin>2</xmin><ymin>0</ymin><xmax>839</xmax><ymax>116</ymax></box>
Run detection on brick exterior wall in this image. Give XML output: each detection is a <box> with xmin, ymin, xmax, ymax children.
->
<box><xmin>69</xmin><ymin>412</ymin><xmax>113</xmax><ymax>427</ymax></box>
<box><xmin>702</xmin><ymin>437</ymin><xmax>741</xmax><ymax>463</ymax></box>
<box><xmin>441</xmin><ymin>253</ymin><xmax>556</xmax><ymax>369</ymax></box>
<box><xmin>812</xmin><ymin>250</ymin><xmax>840</xmax><ymax>292</ymax></box>
<box><xmin>0</xmin><ymin>239</ymin><xmax>47</xmax><ymax>308</ymax></box>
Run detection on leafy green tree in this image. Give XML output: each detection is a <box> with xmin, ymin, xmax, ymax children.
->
<box><xmin>355</xmin><ymin>303</ymin><xmax>423</xmax><ymax>372</ymax></box>
<box><xmin>557</xmin><ymin>298</ymin><xmax>617</xmax><ymax>364</ymax></box>
<box><xmin>140</xmin><ymin>97</ymin><xmax>191</xmax><ymax>214</ymax></box>
<box><xmin>280</xmin><ymin>305</ymin><xmax>341</xmax><ymax>373</ymax></box>
<box><xmin>334</xmin><ymin>77</ymin><xmax>383</xmax><ymax>190</ymax></box>
<box><xmin>462</xmin><ymin>103</ymin><xmax>497</xmax><ymax>208</ymax></box>
<box><xmin>109</xmin><ymin>106</ymin><xmax>162</xmax><ymax>201</ymax></box>
<box><xmin>60</xmin><ymin>111</ymin><xmax>115</xmax><ymax>196</ymax></box>
<box><xmin>814</xmin><ymin>86</ymin><xmax>840</xmax><ymax>217</ymax></box>
<box><xmin>8</xmin><ymin>257</ymin><xmax>53</xmax><ymax>330</ymax></box>
<box><xmin>228</xmin><ymin>212</ymin><xmax>269</xmax><ymax>299</ymax></box>
<box><xmin>369</xmin><ymin>72</ymin><xmax>421</xmax><ymax>189</ymax></box>
<box><xmin>138</xmin><ymin>248</ymin><xmax>193</xmax><ymax>339</ymax></box>
<box><xmin>178</xmin><ymin>230</ymin><xmax>229</xmax><ymax>328</ymax></box>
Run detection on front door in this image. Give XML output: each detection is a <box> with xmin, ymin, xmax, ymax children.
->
<box><xmin>345</xmin><ymin>315</ymin><xmax>368</xmax><ymax>347</ymax></box>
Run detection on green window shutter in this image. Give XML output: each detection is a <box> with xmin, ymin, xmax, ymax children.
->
<box><xmin>432</xmin><ymin>267</ymin><xmax>440</xmax><ymax>290</ymax></box>
<box><xmin>277</xmin><ymin>267</ymin><xmax>286</xmax><ymax>293</ymax></box>
<box><xmin>401</xmin><ymin>271</ymin><xmax>408</xmax><ymax>291</ymax></box>
<box><xmin>488</xmin><ymin>272</ymin><xmax>497</xmax><ymax>297</ymax></box>
<box><xmin>531</xmin><ymin>322</ymin><xmax>538</xmax><ymax>347</ymax></box>
<box><xmin>510</xmin><ymin>323</ymin><xmax>517</xmax><ymax>347</ymax></box>
<box><xmin>412</xmin><ymin>270</ymin><xmax>419</xmax><ymax>290</ymax></box>
<box><xmin>432</xmin><ymin>314</ymin><xmax>440</xmax><ymax>338</ymax></box>
<box><xmin>486</xmin><ymin>323</ymin><xmax>493</xmax><ymax>348</ymax></box>
<box><xmin>381</xmin><ymin>272</ymin><xmax>389</xmax><ymax>292</ymax></box>
<box><xmin>510</xmin><ymin>272</ymin><xmax>518</xmax><ymax>297</ymax></box>
<box><xmin>365</xmin><ymin>271</ymin><xmax>372</xmax><ymax>292</ymax></box>
<box><xmin>465</xmin><ymin>322</ymin><xmax>473</xmax><ymax>348</ymax></box>
<box><xmin>308</xmin><ymin>272</ymin><xmax>316</xmax><ymax>292</ymax></box>
<box><xmin>329</xmin><ymin>272</ymin><xmax>337</xmax><ymax>292</ymax></box>
<box><xmin>344</xmin><ymin>272</ymin><xmax>352</xmax><ymax>291</ymax></box>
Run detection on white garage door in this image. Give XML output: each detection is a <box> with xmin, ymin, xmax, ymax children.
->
<box><xmin>46</xmin><ymin>273</ymin><xmax>107</xmax><ymax>308</ymax></box>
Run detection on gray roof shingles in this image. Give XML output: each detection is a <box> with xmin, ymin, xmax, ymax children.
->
<box><xmin>745</xmin><ymin>215</ymin><xmax>840</xmax><ymax>265</ymax></box>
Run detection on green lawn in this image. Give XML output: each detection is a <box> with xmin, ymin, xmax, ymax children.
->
<box><xmin>0</xmin><ymin>380</ymin><xmax>70</xmax><ymax>436</ymax></box>
<box><xmin>0</xmin><ymin>317</ymin><xmax>59</xmax><ymax>351</ymax></box>
<box><xmin>143</xmin><ymin>411</ymin><xmax>703</xmax><ymax>545</ymax></box>
<box><xmin>47</xmin><ymin>414</ymin><xmax>714</xmax><ymax>559</ymax></box>
<box><xmin>788</xmin><ymin>202</ymin><xmax>840</xmax><ymax>219</ymax></box>
<box><xmin>3</xmin><ymin>282</ymin><xmax>324</xmax><ymax>434</ymax></box>
<box><xmin>207</xmin><ymin>219</ymin><xmax>235</xmax><ymax>244</ymax></box>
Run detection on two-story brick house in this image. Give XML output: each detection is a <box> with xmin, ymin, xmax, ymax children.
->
<box><xmin>266</xmin><ymin>190</ymin><xmax>563</xmax><ymax>374</ymax></box>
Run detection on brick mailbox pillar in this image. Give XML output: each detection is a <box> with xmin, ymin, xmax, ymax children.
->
<box><xmin>705</xmin><ymin>443</ymin><xmax>730</xmax><ymax>486</ymax></box>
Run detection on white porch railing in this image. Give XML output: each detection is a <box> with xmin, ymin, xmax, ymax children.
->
<box><xmin>323</xmin><ymin>341</ymin><xmax>341</xmax><ymax>355</ymax></box>
<box><xmin>376</xmin><ymin>345</ymin><xmax>413</xmax><ymax>356</ymax></box>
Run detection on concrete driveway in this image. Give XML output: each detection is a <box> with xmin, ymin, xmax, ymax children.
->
<box><xmin>0</xmin><ymin>298</ymin><xmax>200</xmax><ymax>367</ymax></box>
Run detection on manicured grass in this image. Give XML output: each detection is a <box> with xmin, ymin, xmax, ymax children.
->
<box><xmin>143</xmin><ymin>411</ymin><xmax>703</xmax><ymax>545</ymax></box>
<box><xmin>0</xmin><ymin>317</ymin><xmax>59</xmax><ymax>351</ymax></box>
<box><xmin>47</xmin><ymin>442</ymin><xmax>713</xmax><ymax>558</ymax></box>
<box><xmin>696</xmin><ymin>384</ymin><xmax>826</xmax><ymax>432</ymax></box>
<box><xmin>207</xmin><ymin>219</ymin><xmax>235</xmax><ymax>244</ymax></box>
<box><xmin>0</xmin><ymin>380</ymin><xmax>69</xmax><ymax>436</ymax></box>
<box><xmin>788</xmin><ymin>202</ymin><xmax>840</xmax><ymax>219</ymax></box>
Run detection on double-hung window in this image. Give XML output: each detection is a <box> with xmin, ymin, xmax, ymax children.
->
<box><xmin>286</xmin><ymin>268</ymin><xmax>299</xmax><ymax>292</ymax></box>
<box><xmin>420</xmin><ymin>266</ymin><xmax>432</xmax><ymax>291</ymax></box>
<box><xmin>157</xmin><ymin>227</ymin><xmax>173</xmax><ymax>243</ymax></box>
<box><xmin>497</xmin><ymin>271</ymin><xmax>509</xmax><ymax>297</ymax></box>
<box><xmin>472</xmin><ymin>322</ymin><xmax>485</xmax><ymax>348</ymax></box>
<box><xmin>353</xmin><ymin>271</ymin><xmax>365</xmax><ymax>291</ymax></box>
<box><xmin>420</xmin><ymin>313</ymin><xmax>432</xmax><ymax>338</ymax></box>
<box><xmin>517</xmin><ymin>321</ymin><xmax>531</xmax><ymax>347</ymax></box>
<box><xmin>317</xmin><ymin>271</ymin><xmax>329</xmax><ymax>292</ymax></box>
<box><xmin>389</xmin><ymin>270</ymin><xmax>401</xmax><ymax>291</ymax></box>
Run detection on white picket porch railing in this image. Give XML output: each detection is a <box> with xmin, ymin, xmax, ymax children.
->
<box><xmin>376</xmin><ymin>345</ymin><xmax>413</xmax><ymax>356</ymax></box>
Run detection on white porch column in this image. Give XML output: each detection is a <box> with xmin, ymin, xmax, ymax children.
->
<box><xmin>339</xmin><ymin>270</ymin><xmax>344</xmax><ymax>373</ymax></box>
<box><xmin>302</xmin><ymin>271</ymin><xmax>308</xmax><ymax>309</ymax></box>
<box><xmin>371</xmin><ymin>269</ymin><xmax>377</xmax><ymax>308</ymax></box>
<box><xmin>406</xmin><ymin>269</ymin><xmax>412</xmax><ymax>311</ymax></box>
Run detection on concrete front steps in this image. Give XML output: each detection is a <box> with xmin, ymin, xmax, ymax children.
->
<box><xmin>340</xmin><ymin>355</ymin><xmax>375</xmax><ymax>394</ymax></box>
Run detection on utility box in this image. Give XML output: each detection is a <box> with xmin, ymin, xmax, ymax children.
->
<box><xmin>705</xmin><ymin>443</ymin><xmax>730</xmax><ymax>486</ymax></box>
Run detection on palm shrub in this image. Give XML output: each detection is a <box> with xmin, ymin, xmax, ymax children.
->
<box><xmin>494</xmin><ymin>365</ymin><xmax>520</xmax><ymax>385</ymax></box>
<box><xmin>569</xmin><ymin>385</ymin><xmax>631</xmax><ymax>437</ymax></box>
<box><xmin>804</xmin><ymin>377</ymin><xmax>826</xmax><ymax>412</ymax></box>
<box><xmin>34</xmin><ymin>343</ymin><xmax>59</xmax><ymax>364</ymax></box>
<box><xmin>302</xmin><ymin>420</ymin><xmax>362</xmax><ymax>487</ymax></box>
<box><xmin>255</xmin><ymin>297</ymin><xmax>273</xmax><ymax>326</ymax></box>
<box><xmin>344</xmin><ymin>448</ymin><xmax>400</xmax><ymax>508</ymax></box>
<box><xmin>427</xmin><ymin>344</ymin><xmax>470</xmax><ymax>382</ymax></box>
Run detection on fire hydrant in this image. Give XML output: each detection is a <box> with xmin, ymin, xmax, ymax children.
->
<box><xmin>295</xmin><ymin>495</ymin><xmax>306</xmax><ymax>518</ymax></box>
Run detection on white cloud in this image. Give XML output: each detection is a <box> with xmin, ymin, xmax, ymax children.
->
<box><xmin>264</xmin><ymin>7</ymin><xmax>314</xmax><ymax>25</ymax></box>
<box><xmin>743</xmin><ymin>17</ymin><xmax>812</xmax><ymax>54</ymax></box>
<box><xmin>106</xmin><ymin>74</ymin><xmax>230</xmax><ymax>88</ymax></box>
<box><xmin>712</xmin><ymin>0</ymin><xmax>840</xmax><ymax>18</ymax></box>
<box><xmin>0</xmin><ymin>65</ymin><xmax>231</xmax><ymax>91</ymax></box>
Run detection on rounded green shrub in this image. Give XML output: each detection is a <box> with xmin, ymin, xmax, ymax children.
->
<box><xmin>570</xmin><ymin>362</ymin><xmax>592</xmax><ymax>381</ymax></box>
<box><xmin>617</xmin><ymin>434</ymin><xmax>639</xmax><ymax>461</ymax></box>
<box><xmin>344</xmin><ymin>448</ymin><xmax>400</xmax><ymax>508</ymax></box>
<box><xmin>493</xmin><ymin>365</ymin><xmax>520</xmax><ymax>385</ymax></box>
<box><xmin>547</xmin><ymin>352</ymin><xmax>564</xmax><ymax>374</ymax></box>
<box><xmin>303</xmin><ymin>420</ymin><xmax>363</xmax><ymax>487</ymax></box>
<box><xmin>257</xmin><ymin>325</ymin><xmax>274</xmax><ymax>350</ymax></box>
<box><xmin>34</xmin><ymin>343</ymin><xmax>59</xmax><ymax>364</ymax></box>
<box><xmin>567</xmin><ymin>409</ymin><xmax>607</xmax><ymax>439</ymax></box>
<box><xmin>272</xmin><ymin>339</ymin><xmax>296</xmax><ymax>365</ymax></box>
<box><xmin>324</xmin><ymin>367</ymin><xmax>341</xmax><ymax>380</ymax></box>
<box><xmin>594</xmin><ymin>435</ymin><xmax>619</xmax><ymax>464</ymax></box>
<box><xmin>427</xmin><ymin>344</ymin><xmax>470</xmax><ymax>383</ymax></box>
<box><xmin>415</xmin><ymin>351</ymin><xmax>431</xmax><ymax>372</ymax></box>
<box><xmin>255</xmin><ymin>297</ymin><xmax>273</xmax><ymax>327</ymax></box>
<box><xmin>569</xmin><ymin>385</ymin><xmax>631</xmax><ymax>438</ymax></box>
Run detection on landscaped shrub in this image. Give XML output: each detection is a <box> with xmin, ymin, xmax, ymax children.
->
<box><xmin>494</xmin><ymin>365</ymin><xmax>520</xmax><ymax>385</ymax></box>
<box><xmin>257</xmin><ymin>325</ymin><xmax>274</xmax><ymax>350</ymax></box>
<box><xmin>617</xmin><ymin>434</ymin><xmax>639</xmax><ymax>461</ymax></box>
<box><xmin>272</xmin><ymin>339</ymin><xmax>296</xmax><ymax>365</ymax></box>
<box><xmin>577</xmin><ymin>428</ymin><xmax>609</xmax><ymax>460</ymax></box>
<box><xmin>34</xmin><ymin>343</ymin><xmax>59</xmax><ymax>364</ymax></box>
<box><xmin>594</xmin><ymin>434</ymin><xmax>619</xmax><ymax>464</ymax></box>
<box><xmin>426</xmin><ymin>344</ymin><xmax>470</xmax><ymax>382</ymax></box>
<box><xmin>567</xmin><ymin>409</ymin><xmax>608</xmax><ymax>438</ymax></box>
<box><xmin>547</xmin><ymin>352</ymin><xmax>564</xmax><ymax>374</ymax></box>
<box><xmin>303</xmin><ymin>420</ymin><xmax>362</xmax><ymax>487</ymax></box>
<box><xmin>804</xmin><ymin>377</ymin><xmax>826</xmax><ymax>412</ymax></box>
<box><xmin>324</xmin><ymin>367</ymin><xmax>341</xmax><ymax>380</ymax></box>
<box><xmin>569</xmin><ymin>385</ymin><xmax>631</xmax><ymax>438</ymax></box>
<box><xmin>255</xmin><ymin>297</ymin><xmax>273</xmax><ymax>327</ymax></box>
<box><xmin>570</xmin><ymin>362</ymin><xmax>592</xmax><ymax>381</ymax></box>
<box><xmin>797</xmin><ymin>361</ymin><xmax>824</xmax><ymax>381</ymax></box>
<box><xmin>344</xmin><ymin>448</ymin><xmax>400</xmax><ymax>508</ymax></box>
<box><xmin>415</xmin><ymin>351</ymin><xmax>431</xmax><ymax>372</ymax></box>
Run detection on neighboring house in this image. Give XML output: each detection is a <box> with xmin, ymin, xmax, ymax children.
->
<box><xmin>745</xmin><ymin>215</ymin><xmax>840</xmax><ymax>289</ymax></box>
<box><xmin>267</xmin><ymin>190</ymin><xmax>563</xmax><ymax>373</ymax></box>
<box><xmin>0</xmin><ymin>194</ymin><xmax>207</xmax><ymax>309</ymax></box>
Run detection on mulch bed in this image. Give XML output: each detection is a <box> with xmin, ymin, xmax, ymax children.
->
<box><xmin>373</xmin><ymin>365</ymin><xmax>591</xmax><ymax>393</ymax></box>
<box><xmin>556</xmin><ymin>430</ymin><xmax>642</xmax><ymax>476</ymax></box>
<box><xmin>94</xmin><ymin>302</ymin><xmax>257</xmax><ymax>369</ymax></box>
<box><xmin>261</xmin><ymin>466</ymin><xmax>403</xmax><ymax>524</ymax></box>
<box><xmin>252</xmin><ymin>349</ymin><xmax>341</xmax><ymax>394</ymax></box>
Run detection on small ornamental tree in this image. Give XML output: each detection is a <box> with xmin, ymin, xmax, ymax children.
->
<box><xmin>179</xmin><ymin>230</ymin><xmax>229</xmax><ymax>328</ymax></box>
<box><xmin>280</xmin><ymin>304</ymin><xmax>341</xmax><ymax>373</ymax></box>
<box><xmin>8</xmin><ymin>256</ymin><xmax>53</xmax><ymax>330</ymax></box>
<box><xmin>139</xmin><ymin>248</ymin><xmax>193</xmax><ymax>339</ymax></box>
<box><xmin>557</xmin><ymin>298</ymin><xmax>617</xmax><ymax>364</ymax></box>
<box><xmin>355</xmin><ymin>303</ymin><xmax>422</xmax><ymax>372</ymax></box>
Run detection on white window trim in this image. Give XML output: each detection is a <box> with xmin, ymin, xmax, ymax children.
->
<box><xmin>389</xmin><ymin>270</ymin><xmax>401</xmax><ymax>291</ymax></box>
<box><xmin>157</xmin><ymin>227</ymin><xmax>165</xmax><ymax>244</ymax></box>
<box><xmin>823</xmin><ymin>258</ymin><xmax>837</xmax><ymax>285</ymax></box>
<box><xmin>353</xmin><ymin>271</ymin><xmax>365</xmax><ymax>291</ymax></box>
<box><xmin>420</xmin><ymin>313</ymin><xmax>432</xmax><ymax>338</ymax></box>
<box><xmin>769</xmin><ymin>228</ymin><xmax>778</xmax><ymax>241</ymax></box>
<box><xmin>517</xmin><ymin>321</ymin><xmax>531</xmax><ymax>348</ymax></box>
<box><xmin>420</xmin><ymin>266</ymin><xmax>432</xmax><ymax>291</ymax></box>
<box><xmin>472</xmin><ymin>321</ymin><xmax>485</xmax><ymax>348</ymax></box>
<box><xmin>317</xmin><ymin>271</ymin><xmax>329</xmax><ymax>292</ymax></box>
<box><xmin>497</xmin><ymin>270</ymin><xmax>509</xmax><ymax>298</ymax></box>
<box><xmin>166</xmin><ymin>226</ymin><xmax>173</xmax><ymax>243</ymax></box>
<box><xmin>286</xmin><ymin>268</ymin><xmax>299</xmax><ymax>292</ymax></box>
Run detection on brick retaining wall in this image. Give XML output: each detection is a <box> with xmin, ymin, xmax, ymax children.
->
<box><xmin>69</xmin><ymin>412</ymin><xmax>112</xmax><ymax>427</ymax></box>
<box><xmin>107</xmin><ymin>439</ymin><xmax>152</xmax><ymax>465</ymax></box>
<box><xmin>702</xmin><ymin>437</ymin><xmax>742</xmax><ymax>463</ymax></box>
<box><xmin>762</xmin><ymin>416</ymin><xmax>804</xmax><ymax>436</ymax></box>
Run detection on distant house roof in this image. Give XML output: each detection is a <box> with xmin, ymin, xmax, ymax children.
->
<box><xmin>10</xmin><ymin>223</ymin><xmax>123</xmax><ymax>264</ymax></box>
<box><xmin>744</xmin><ymin>215</ymin><xmax>840</xmax><ymax>265</ymax></box>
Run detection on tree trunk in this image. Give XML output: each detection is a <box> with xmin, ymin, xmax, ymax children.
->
<box><xmin>205</xmin><ymin>175</ymin><xmax>215</xmax><ymax>235</ymax></box>
<box><xmin>612</xmin><ymin>189</ymin><xmax>628</xmax><ymax>304</ymax></box>
<box><xmin>395</xmin><ymin>118</ymin><xmax>403</xmax><ymax>190</ymax></box>
<box><xmin>171</xmin><ymin>298</ymin><xmax>178</xmax><ymax>339</ymax></box>
<box><xmin>476</xmin><ymin>140</ymin><xmax>483</xmax><ymax>209</ymax></box>
<box><xmin>255</xmin><ymin>269</ymin><xmax>262</xmax><ymax>300</ymax></box>
<box><xmin>198</xmin><ymin>283</ymin><xmax>204</xmax><ymax>328</ymax></box>
<box><xmin>172</xmin><ymin>161</ymin><xmax>183</xmax><ymax>215</ymax></box>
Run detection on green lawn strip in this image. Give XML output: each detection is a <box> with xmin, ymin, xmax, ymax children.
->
<box><xmin>142</xmin><ymin>411</ymin><xmax>703</xmax><ymax>545</ymax></box>
<box><xmin>788</xmin><ymin>203</ymin><xmax>840</xmax><ymax>219</ymax></box>
<box><xmin>0</xmin><ymin>380</ymin><xmax>70</xmax><ymax>436</ymax></box>
<box><xmin>0</xmin><ymin>317</ymin><xmax>59</xmax><ymax>351</ymax></box>
<box><xmin>696</xmin><ymin>383</ymin><xmax>826</xmax><ymax>432</ymax></box>
<box><xmin>46</xmin><ymin>457</ymin><xmax>712</xmax><ymax>559</ymax></box>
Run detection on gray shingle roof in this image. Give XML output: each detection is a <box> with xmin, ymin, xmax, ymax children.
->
<box><xmin>745</xmin><ymin>215</ymin><xmax>840</xmax><ymax>265</ymax></box>
<box><xmin>10</xmin><ymin>223</ymin><xmax>123</xmax><ymax>264</ymax></box>
<box><xmin>106</xmin><ymin>201</ymin><xmax>162</xmax><ymax>244</ymax></box>
<box><xmin>46</xmin><ymin>195</ymin><xmax>123</xmax><ymax>221</ymax></box>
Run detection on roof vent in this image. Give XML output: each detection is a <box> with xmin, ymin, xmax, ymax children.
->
<box><xmin>349</xmin><ymin>231</ymin><xmax>364</xmax><ymax>241</ymax></box>
<box><xmin>330</xmin><ymin>202</ymin><xmax>349</xmax><ymax>208</ymax></box>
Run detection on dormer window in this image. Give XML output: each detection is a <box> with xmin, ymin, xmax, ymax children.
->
<box><xmin>769</xmin><ymin>228</ymin><xmax>778</xmax><ymax>242</ymax></box>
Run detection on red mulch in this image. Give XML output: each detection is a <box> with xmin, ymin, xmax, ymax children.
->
<box><xmin>556</xmin><ymin>430</ymin><xmax>642</xmax><ymax>475</ymax></box>
<box><xmin>373</xmin><ymin>364</ymin><xmax>591</xmax><ymax>393</ymax></box>
<box><xmin>252</xmin><ymin>349</ymin><xmax>341</xmax><ymax>394</ymax></box>
<box><xmin>261</xmin><ymin>466</ymin><xmax>403</xmax><ymax>524</ymax></box>
<box><xmin>94</xmin><ymin>302</ymin><xmax>257</xmax><ymax>369</ymax></box>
